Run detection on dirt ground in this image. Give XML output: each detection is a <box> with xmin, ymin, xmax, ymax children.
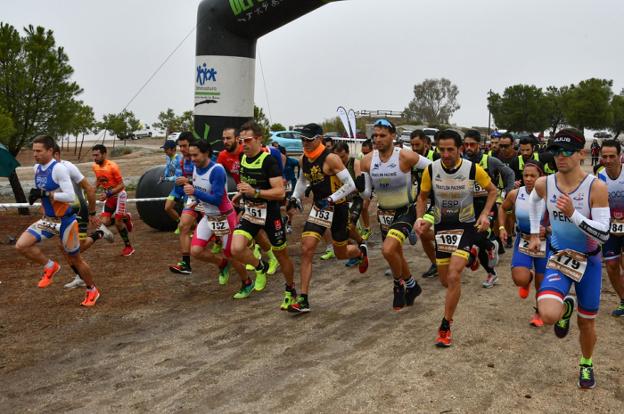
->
<box><xmin>1</xmin><ymin>201</ymin><xmax>624</xmax><ymax>413</ymax></box>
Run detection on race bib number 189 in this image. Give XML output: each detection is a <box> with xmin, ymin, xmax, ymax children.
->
<box><xmin>435</xmin><ymin>230</ymin><xmax>463</xmax><ymax>253</ymax></box>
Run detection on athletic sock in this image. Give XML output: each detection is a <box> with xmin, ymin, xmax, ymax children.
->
<box><xmin>45</xmin><ymin>259</ymin><xmax>55</xmax><ymax>269</ymax></box>
<box><xmin>440</xmin><ymin>317</ymin><xmax>451</xmax><ymax>331</ymax></box>
<box><xmin>405</xmin><ymin>277</ymin><xmax>416</xmax><ymax>288</ymax></box>
<box><xmin>255</xmin><ymin>260</ymin><xmax>267</xmax><ymax>272</ymax></box>
<box><xmin>580</xmin><ymin>356</ymin><xmax>593</xmax><ymax>366</ymax></box>
<box><xmin>87</xmin><ymin>285</ymin><xmax>96</xmax><ymax>291</ymax></box>
<box><xmin>119</xmin><ymin>228</ymin><xmax>131</xmax><ymax>246</ymax></box>
<box><xmin>89</xmin><ymin>230</ymin><xmax>104</xmax><ymax>241</ymax></box>
<box><xmin>285</xmin><ymin>283</ymin><xmax>296</xmax><ymax>293</ymax></box>
<box><xmin>182</xmin><ymin>255</ymin><xmax>191</xmax><ymax>267</ymax></box>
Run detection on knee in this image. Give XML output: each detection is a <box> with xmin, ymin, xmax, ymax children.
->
<box><xmin>301</xmin><ymin>241</ymin><xmax>316</xmax><ymax>258</ymax></box>
<box><xmin>190</xmin><ymin>245</ymin><xmax>202</xmax><ymax>257</ymax></box>
<box><xmin>537</xmin><ymin>303</ymin><xmax>561</xmax><ymax>325</ymax></box>
<box><xmin>577</xmin><ymin>317</ymin><xmax>595</xmax><ymax>331</ymax></box>
<box><xmin>15</xmin><ymin>242</ymin><xmax>28</xmax><ymax>255</ymax></box>
<box><xmin>381</xmin><ymin>243</ymin><xmax>395</xmax><ymax>260</ymax></box>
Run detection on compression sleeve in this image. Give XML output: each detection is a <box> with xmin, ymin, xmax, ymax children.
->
<box><xmin>292</xmin><ymin>173</ymin><xmax>309</xmax><ymax>200</ymax></box>
<box><xmin>52</xmin><ymin>164</ymin><xmax>76</xmax><ymax>203</ymax></box>
<box><xmin>529</xmin><ymin>189</ymin><xmax>545</xmax><ymax>234</ymax></box>
<box><xmin>194</xmin><ymin>166</ymin><xmax>226</xmax><ymax>206</ymax></box>
<box><xmin>570</xmin><ymin>208</ymin><xmax>610</xmax><ymax>244</ymax></box>
<box><xmin>414</xmin><ymin>154</ymin><xmax>432</xmax><ymax>170</ymax></box>
<box><xmin>361</xmin><ymin>172</ymin><xmax>372</xmax><ymax>200</ymax></box>
<box><xmin>328</xmin><ymin>168</ymin><xmax>356</xmax><ymax>203</ymax></box>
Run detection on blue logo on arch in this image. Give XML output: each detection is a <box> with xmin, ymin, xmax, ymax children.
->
<box><xmin>196</xmin><ymin>63</ymin><xmax>217</xmax><ymax>85</ymax></box>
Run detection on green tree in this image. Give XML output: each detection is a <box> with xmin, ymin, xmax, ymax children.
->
<box><xmin>154</xmin><ymin>108</ymin><xmax>194</xmax><ymax>135</ymax></box>
<box><xmin>610</xmin><ymin>92</ymin><xmax>624</xmax><ymax>139</ymax></box>
<box><xmin>99</xmin><ymin>110</ymin><xmax>140</xmax><ymax>140</ymax></box>
<box><xmin>321</xmin><ymin>117</ymin><xmax>347</xmax><ymax>136</ymax></box>
<box><xmin>0</xmin><ymin>22</ymin><xmax>83</xmax><ymax>208</ymax></box>
<box><xmin>254</xmin><ymin>105</ymin><xmax>270</xmax><ymax>140</ymax></box>
<box><xmin>542</xmin><ymin>86</ymin><xmax>569</xmax><ymax>135</ymax></box>
<box><xmin>562</xmin><ymin>78</ymin><xmax>613</xmax><ymax>133</ymax></box>
<box><xmin>0</xmin><ymin>106</ymin><xmax>16</xmax><ymax>144</ymax></box>
<box><xmin>270</xmin><ymin>122</ymin><xmax>286</xmax><ymax>132</ymax></box>
<box><xmin>403</xmin><ymin>78</ymin><xmax>460</xmax><ymax>124</ymax></box>
<box><xmin>487</xmin><ymin>84</ymin><xmax>549</xmax><ymax>132</ymax></box>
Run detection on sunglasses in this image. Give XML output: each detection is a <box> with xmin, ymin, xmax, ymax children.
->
<box><xmin>499</xmin><ymin>144</ymin><xmax>511</xmax><ymax>148</ymax></box>
<box><xmin>374</xmin><ymin>119</ymin><xmax>396</xmax><ymax>132</ymax></box>
<box><xmin>300</xmin><ymin>135</ymin><xmax>319</xmax><ymax>142</ymax></box>
<box><xmin>553</xmin><ymin>149</ymin><xmax>576</xmax><ymax>157</ymax></box>
<box><xmin>238</xmin><ymin>137</ymin><xmax>255</xmax><ymax>144</ymax></box>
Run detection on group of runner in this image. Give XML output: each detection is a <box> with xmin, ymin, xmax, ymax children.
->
<box><xmin>15</xmin><ymin>120</ymin><xmax>624</xmax><ymax>390</ymax></box>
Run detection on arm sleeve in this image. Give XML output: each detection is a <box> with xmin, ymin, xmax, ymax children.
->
<box><xmin>65</xmin><ymin>162</ymin><xmax>85</xmax><ymax>184</ymax></box>
<box><xmin>328</xmin><ymin>168</ymin><xmax>356</xmax><ymax>203</ymax></box>
<box><xmin>420</xmin><ymin>165</ymin><xmax>432</xmax><ymax>193</ymax></box>
<box><xmin>52</xmin><ymin>165</ymin><xmax>76</xmax><ymax>203</ymax></box>
<box><xmin>414</xmin><ymin>153</ymin><xmax>432</xmax><ymax>170</ymax></box>
<box><xmin>529</xmin><ymin>189</ymin><xmax>546</xmax><ymax>234</ymax></box>
<box><xmin>361</xmin><ymin>172</ymin><xmax>372</xmax><ymax>199</ymax></box>
<box><xmin>194</xmin><ymin>166</ymin><xmax>226</xmax><ymax>206</ymax></box>
<box><xmin>292</xmin><ymin>173</ymin><xmax>309</xmax><ymax>200</ymax></box>
<box><xmin>570</xmin><ymin>208</ymin><xmax>610</xmax><ymax>244</ymax></box>
<box><xmin>475</xmin><ymin>165</ymin><xmax>492</xmax><ymax>188</ymax></box>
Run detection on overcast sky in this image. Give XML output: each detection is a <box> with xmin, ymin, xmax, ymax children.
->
<box><xmin>3</xmin><ymin>0</ymin><xmax>623</xmax><ymax>130</ymax></box>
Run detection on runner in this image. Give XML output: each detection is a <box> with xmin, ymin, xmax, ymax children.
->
<box><xmin>360</xmin><ymin>119</ymin><xmax>431</xmax><ymax>311</ymax></box>
<box><xmin>216</xmin><ymin>127</ymin><xmax>243</xmax><ymax>184</ymax></box>
<box><xmin>527</xmin><ymin>128</ymin><xmax>610</xmax><ymax>389</ymax></box>
<box><xmin>229</xmin><ymin>121</ymin><xmax>296</xmax><ymax>306</ymax></box>
<box><xmin>15</xmin><ymin>135</ymin><xmax>100</xmax><ymax>306</ymax></box>
<box><xmin>462</xmin><ymin>129</ymin><xmax>515</xmax><ymax>288</ymax></box>
<box><xmin>286</xmin><ymin>124</ymin><xmax>368</xmax><ymax>313</ymax></box>
<box><xmin>409</xmin><ymin>129</ymin><xmax>439</xmax><ymax>278</ymax></box>
<box><xmin>498</xmin><ymin>160</ymin><xmax>548</xmax><ymax>326</ymax></box>
<box><xmin>596</xmin><ymin>139</ymin><xmax>624</xmax><ymax>316</ymax></box>
<box><xmin>161</xmin><ymin>139</ymin><xmax>183</xmax><ymax>225</ymax></box>
<box><xmin>185</xmin><ymin>139</ymin><xmax>250</xmax><ymax>290</ymax></box>
<box><xmin>414</xmin><ymin>129</ymin><xmax>497</xmax><ymax>347</ymax></box>
<box><xmin>280</xmin><ymin>146</ymin><xmax>300</xmax><ymax>234</ymax></box>
<box><xmin>487</xmin><ymin>131</ymin><xmax>501</xmax><ymax>157</ymax></box>
<box><xmin>497</xmin><ymin>133</ymin><xmax>519</xmax><ymax>249</ymax></box>
<box><xmin>91</xmin><ymin>144</ymin><xmax>135</xmax><ymax>257</ymax></box>
<box><xmin>168</xmin><ymin>132</ymin><xmax>198</xmax><ymax>274</ymax></box>
<box><xmin>356</xmin><ymin>139</ymin><xmax>373</xmax><ymax>240</ymax></box>
<box><xmin>510</xmin><ymin>137</ymin><xmax>556</xmax><ymax>185</ymax></box>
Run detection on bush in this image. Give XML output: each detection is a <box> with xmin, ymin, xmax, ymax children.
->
<box><xmin>110</xmin><ymin>146</ymin><xmax>134</xmax><ymax>157</ymax></box>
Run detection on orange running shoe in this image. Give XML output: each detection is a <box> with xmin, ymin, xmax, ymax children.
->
<box><xmin>121</xmin><ymin>245</ymin><xmax>135</xmax><ymax>257</ymax></box>
<box><xmin>530</xmin><ymin>313</ymin><xmax>544</xmax><ymax>327</ymax></box>
<box><xmin>435</xmin><ymin>327</ymin><xmax>452</xmax><ymax>347</ymax></box>
<box><xmin>518</xmin><ymin>285</ymin><xmax>530</xmax><ymax>299</ymax></box>
<box><xmin>81</xmin><ymin>288</ymin><xmax>100</xmax><ymax>307</ymax></box>
<box><xmin>38</xmin><ymin>261</ymin><xmax>61</xmax><ymax>288</ymax></box>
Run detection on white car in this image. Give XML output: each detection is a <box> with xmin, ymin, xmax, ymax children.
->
<box><xmin>167</xmin><ymin>132</ymin><xmax>181</xmax><ymax>141</ymax></box>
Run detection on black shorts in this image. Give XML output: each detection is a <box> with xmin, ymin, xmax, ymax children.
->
<box><xmin>234</xmin><ymin>205</ymin><xmax>287</xmax><ymax>250</ymax></box>
<box><xmin>434</xmin><ymin>222</ymin><xmax>480</xmax><ymax>265</ymax></box>
<box><xmin>303</xmin><ymin>203</ymin><xmax>350</xmax><ymax>245</ymax></box>
<box><xmin>378</xmin><ymin>204</ymin><xmax>416</xmax><ymax>243</ymax></box>
<box><xmin>349</xmin><ymin>196</ymin><xmax>364</xmax><ymax>225</ymax></box>
<box><xmin>72</xmin><ymin>200</ymin><xmax>89</xmax><ymax>239</ymax></box>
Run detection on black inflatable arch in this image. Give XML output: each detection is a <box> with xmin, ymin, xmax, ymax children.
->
<box><xmin>137</xmin><ymin>0</ymin><xmax>340</xmax><ymax>230</ymax></box>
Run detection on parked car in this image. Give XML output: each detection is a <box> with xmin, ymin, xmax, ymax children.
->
<box><xmin>593</xmin><ymin>131</ymin><xmax>613</xmax><ymax>139</ymax></box>
<box><xmin>167</xmin><ymin>132</ymin><xmax>181</xmax><ymax>141</ymax></box>
<box><xmin>269</xmin><ymin>130</ymin><xmax>304</xmax><ymax>153</ymax></box>
<box><xmin>398</xmin><ymin>127</ymin><xmax>439</xmax><ymax>144</ymax></box>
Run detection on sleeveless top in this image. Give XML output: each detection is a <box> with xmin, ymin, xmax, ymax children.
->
<box><xmin>370</xmin><ymin>147</ymin><xmax>415</xmax><ymax>209</ymax></box>
<box><xmin>514</xmin><ymin>186</ymin><xmax>549</xmax><ymax>234</ymax></box>
<box><xmin>429</xmin><ymin>159</ymin><xmax>476</xmax><ymax>225</ymax></box>
<box><xmin>597</xmin><ymin>167</ymin><xmax>624</xmax><ymax>219</ymax></box>
<box><xmin>546</xmin><ymin>174</ymin><xmax>598</xmax><ymax>252</ymax></box>
<box><xmin>303</xmin><ymin>148</ymin><xmax>342</xmax><ymax>203</ymax></box>
<box><xmin>193</xmin><ymin>162</ymin><xmax>232</xmax><ymax>216</ymax></box>
<box><xmin>35</xmin><ymin>160</ymin><xmax>72</xmax><ymax>218</ymax></box>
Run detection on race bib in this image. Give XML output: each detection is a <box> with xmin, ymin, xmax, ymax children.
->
<box><xmin>308</xmin><ymin>205</ymin><xmax>334</xmax><ymax>228</ymax></box>
<box><xmin>242</xmin><ymin>201</ymin><xmax>267</xmax><ymax>226</ymax></box>
<box><xmin>377</xmin><ymin>209</ymin><xmax>395</xmax><ymax>232</ymax></box>
<box><xmin>435</xmin><ymin>230</ymin><xmax>464</xmax><ymax>253</ymax></box>
<box><xmin>519</xmin><ymin>234</ymin><xmax>546</xmax><ymax>258</ymax></box>
<box><xmin>474</xmin><ymin>183</ymin><xmax>488</xmax><ymax>197</ymax></box>
<box><xmin>36</xmin><ymin>217</ymin><xmax>61</xmax><ymax>235</ymax></box>
<box><xmin>611</xmin><ymin>219</ymin><xmax>624</xmax><ymax>236</ymax></box>
<box><xmin>206</xmin><ymin>214</ymin><xmax>230</xmax><ymax>236</ymax></box>
<box><xmin>546</xmin><ymin>249</ymin><xmax>588</xmax><ymax>283</ymax></box>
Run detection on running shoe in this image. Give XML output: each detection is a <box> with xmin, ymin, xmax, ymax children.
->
<box><xmin>435</xmin><ymin>327</ymin><xmax>452</xmax><ymax>347</ymax></box>
<box><xmin>64</xmin><ymin>275</ymin><xmax>86</xmax><ymax>289</ymax></box>
<box><xmin>320</xmin><ymin>249</ymin><xmax>335</xmax><ymax>261</ymax></box>
<box><xmin>211</xmin><ymin>241</ymin><xmax>223</xmax><ymax>254</ymax></box>
<box><xmin>408</xmin><ymin>229</ymin><xmax>418</xmax><ymax>245</ymax></box>
<box><xmin>38</xmin><ymin>261</ymin><xmax>60</xmax><ymax>288</ymax></box>
<box><xmin>267</xmin><ymin>255</ymin><xmax>279</xmax><ymax>275</ymax></box>
<box><xmin>497</xmin><ymin>237</ymin><xmax>505</xmax><ymax>255</ymax></box>
<box><xmin>169</xmin><ymin>261</ymin><xmax>192</xmax><ymax>275</ymax></box>
<box><xmin>405</xmin><ymin>281</ymin><xmax>422</xmax><ymax>306</ymax></box>
<box><xmin>360</xmin><ymin>227</ymin><xmax>372</xmax><ymax>241</ymax></box>
<box><xmin>218</xmin><ymin>261</ymin><xmax>230</xmax><ymax>285</ymax></box>
<box><xmin>468</xmin><ymin>246</ymin><xmax>480</xmax><ymax>271</ymax></box>
<box><xmin>99</xmin><ymin>224</ymin><xmax>114</xmax><ymax>243</ymax></box>
<box><xmin>233</xmin><ymin>280</ymin><xmax>254</xmax><ymax>299</ymax></box>
<box><xmin>518</xmin><ymin>285</ymin><xmax>530</xmax><ymax>299</ymax></box>
<box><xmin>121</xmin><ymin>245</ymin><xmax>135</xmax><ymax>257</ymax></box>
<box><xmin>124</xmin><ymin>213</ymin><xmax>134</xmax><ymax>232</ymax></box>
<box><xmin>174</xmin><ymin>226</ymin><xmax>180</xmax><ymax>235</ymax></box>
<box><xmin>286</xmin><ymin>224</ymin><xmax>293</xmax><ymax>234</ymax></box>
<box><xmin>578</xmin><ymin>364</ymin><xmax>596</xmax><ymax>389</ymax></box>
<box><xmin>393</xmin><ymin>279</ymin><xmax>406</xmax><ymax>311</ymax></box>
<box><xmin>288</xmin><ymin>295</ymin><xmax>310</xmax><ymax>313</ymax></box>
<box><xmin>280</xmin><ymin>290</ymin><xmax>295</xmax><ymax>311</ymax></box>
<box><xmin>246</xmin><ymin>245</ymin><xmax>261</xmax><ymax>271</ymax></box>
<box><xmin>254</xmin><ymin>261</ymin><xmax>268</xmax><ymax>291</ymax></box>
<box><xmin>345</xmin><ymin>257</ymin><xmax>360</xmax><ymax>268</ymax></box>
<box><xmin>554</xmin><ymin>295</ymin><xmax>576</xmax><ymax>339</ymax></box>
<box><xmin>482</xmin><ymin>273</ymin><xmax>498</xmax><ymax>288</ymax></box>
<box><xmin>384</xmin><ymin>268</ymin><xmax>392</xmax><ymax>277</ymax></box>
<box><xmin>421</xmin><ymin>263</ymin><xmax>437</xmax><ymax>279</ymax></box>
<box><xmin>358</xmin><ymin>244</ymin><xmax>369</xmax><ymax>274</ymax></box>
<box><xmin>611</xmin><ymin>300</ymin><xmax>624</xmax><ymax>317</ymax></box>
<box><xmin>487</xmin><ymin>240</ymin><xmax>500</xmax><ymax>267</ymax></box>
<box><xmin>505</xmin><ymin>239</ymin><xmax>513</xmax><ymax>249</ymax></box>
<box><xmin>530</xmin><ymin>313</ymin><xmax>544</xmax><ymax>327</ymax></box>
<box><xmin>80</xmin><ymin>287</ymin><xmax>100</xmax><ymax>307</ymax></box>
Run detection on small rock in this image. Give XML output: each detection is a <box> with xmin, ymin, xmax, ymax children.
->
<box><xmin>487</xmin><ymin>363</ymin><xmax>495</xmax><ymax>368</ymax></box>
<box><xmin>525</xmin><ymin>394</ymin><xmax>532</xmax><ymax>399</ymax></box>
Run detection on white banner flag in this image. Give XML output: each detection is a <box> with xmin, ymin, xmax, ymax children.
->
<box><xmin>347</xmin><ymin>109</ymin><xmax>357</xmax><ymax>139</ymax></box>
<box><xmin>336</xmin><ymin>106</ymin><xmax>352</xmax><ymax>138</ymax></box>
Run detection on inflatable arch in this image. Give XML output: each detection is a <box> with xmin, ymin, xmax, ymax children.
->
<box><xmin>137</xmin><ymin>0</ymin><xmax>341</xmax><ymax>230</ymax></box>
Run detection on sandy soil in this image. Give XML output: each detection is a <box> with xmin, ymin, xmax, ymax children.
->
<box><xmin>1</xmin><ymin>196</ymin><xmax>624</xmax><ymax>413</ymax></box>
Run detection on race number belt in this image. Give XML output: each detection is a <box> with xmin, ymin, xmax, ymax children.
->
<box><xmin>308</xmin><ymin>205</ymin><xmax>334</xmax><ymax>228</ymax></box>
<box><xmin>242</xmin><ymin>201</ymin><xmax>268</xmax><ymax>226</ymax></box>
<box><xmin>206</xmin><ymin>214</ymin><xmax>230</xmax><ymax>236</ymax></box>
<box><xmin>435</xmin><ymin>229</ymin><xmax>464</xmax><ymax>253</ymax></box>
<box><xmin>611</xmin><ymin>219</ymin><xmax>624</xmax><ymax>236</ymax></box>
<box><xmin>377</xmin><ymin>208</ymin><xmax>395</xmax><ymax>232</ymax></box>
<box><xmin>519</xmin><ymin>233</ymin><xmax>546</xmax><ymax>258</ymax></box>
<box><xmin>37</xmin><ymin>216</ymin><xmax>61</xmax><ymax>235</ymax></box>
<box><xmin>546</xmin><ymin>249</ymin><xmax>587</xmax><ymax>283</ymax></box>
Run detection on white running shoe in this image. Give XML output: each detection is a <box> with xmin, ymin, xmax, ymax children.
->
<box><xmin>488</xmin><ymin>239</ymin><xmax>500</xmax><ymax>267</ymax></box>
<box><xmin>99</xmin><ymin>224</ymin><xmax>114</xmax><ymax>243</ymax></box>
<box><xmin>482</xmin><ymin>273</ymin><xmax>498</xmax><ymax>289</ymax></box>
<box><xmin>64</xmin><ymin>275</ymin><xmax>86</xmax><ymax>289</ymax></box>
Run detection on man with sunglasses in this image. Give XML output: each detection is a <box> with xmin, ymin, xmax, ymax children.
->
<box><xmin>360</xmin><ymin>119</ymin><xmax>432</xmax><ymax>311</ymax></box>
<box><xmin>462</xmin><ymin>130</ymin><xmax>515</xmax><ymax>288</ymax></box>
<box><xmin>497</xmin><ymin>133</ymin><xmax>519</xmax><ymax>248</ymax></box>
<box><xmin>414</xmin><ymin>129</ymin><xmax>498</xmax><ymax>347</ymax></box>
<box><xmin>286</xmin><ymin>123</ymin><xmax>368</xmax><ymax>313</ymax></box>
<box><xmin>511</xmin><ymin>137</ymin><xmax>556</xmax><ymax>186</ymax></box>
<box><xmin>230</xmin><ymin>121</ymin><xmax>296</xmax><ymax>306</ymax></box>
<box><xmin>527</xmin><ymin>128</ymin><xmax>610</xmax><ymax>389</ymax></box>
